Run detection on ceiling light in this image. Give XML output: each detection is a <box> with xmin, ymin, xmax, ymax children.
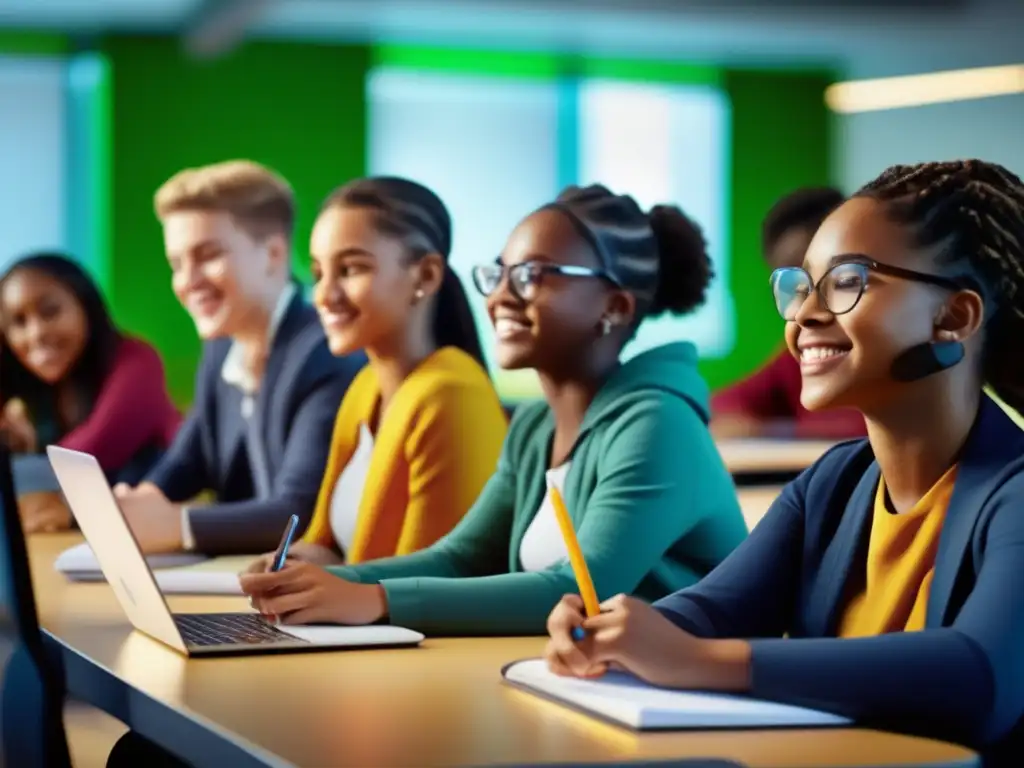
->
<box><xmin>825</xmin><ymin>63</ymin><xmax>1024</xmax><ymax>113</ymax></box>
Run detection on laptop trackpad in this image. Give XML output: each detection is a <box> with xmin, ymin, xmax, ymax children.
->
<box><xmin>277</xmin><ymin>624</ymin><xmax>424</xmax><ymax>646</ymax></box>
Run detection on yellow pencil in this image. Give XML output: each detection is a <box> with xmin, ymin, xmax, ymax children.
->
<box><xmin>549</xmin><ymin>485</ymin><xmax>600</xmax><ymax>618</ymax></box>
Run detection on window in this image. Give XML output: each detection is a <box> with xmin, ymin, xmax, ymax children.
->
<box><xmin>368</xmin><ymin>65</ymin><xmax>732</xmax><ymax>400</ymax></box>
<box><xmin>0</xmin><ymin>56</ymin><xmax>67</xmax><ymax>272</ymax></box>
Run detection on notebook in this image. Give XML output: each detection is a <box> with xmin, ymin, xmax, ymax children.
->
<box><xmin>56</xmin><ymin>543</ymin><xmax>249</xmax><ymax>594</ymax></box>
<box><xmin>502</xmin><ymin>659</ymin><xmax>850</xmax><ymax>731</ymax></box>
<box><xmin>55</xmin><ymin>542</ymin><xmax>204</xmax><ymax>580</ymax></box>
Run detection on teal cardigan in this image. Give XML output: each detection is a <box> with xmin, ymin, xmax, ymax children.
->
<box><xmin>329</xmin><ymin>342</ymin><xmax>748</xmax><ymax>635</ymax></box>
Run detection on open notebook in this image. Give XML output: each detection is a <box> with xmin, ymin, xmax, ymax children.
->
<box><xmin>55</xmin><ymin>543</ymin><xmax>246</xmax><ymax>594</ymax></box>
<box><xmin>502</xmin><ymin>659</ymin><xmax>850</xmax><ymax>731</ymax></box>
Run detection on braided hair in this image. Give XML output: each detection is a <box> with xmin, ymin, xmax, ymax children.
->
<box><xmin>855</xmin><ymin>160</ymin><xmax>1024</xmax><ymax>412</ymax></box>
<box><xmin>544</xmin><ymin>184</ymin><xmax>713</xmax><ymax>323</ymax></box>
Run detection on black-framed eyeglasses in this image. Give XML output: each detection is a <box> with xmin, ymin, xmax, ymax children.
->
<box><xmin>770</xmin><ymin>256</ymin><xmax>965</xmax><ymax>321</ymax></box>
<box><xmin>471</xmin><ymin>261</ymin><xmax>620</xmax><ymax>302</ymax></box>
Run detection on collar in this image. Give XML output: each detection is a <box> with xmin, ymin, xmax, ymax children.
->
<box><xmin>220</xmin><ymin>283</ymin><xmax>297</xmax><ymax>394</ymax></box>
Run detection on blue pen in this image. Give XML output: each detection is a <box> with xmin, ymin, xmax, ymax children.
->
<box><xmin>270</xmin><ymin>514</ymin><xmax>300</xmax><ymax>572</ymax></box>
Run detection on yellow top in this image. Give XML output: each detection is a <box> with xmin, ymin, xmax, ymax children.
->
<box><xmin>302</xmin><ymin>347</ymin><xmax>508</xmax><ymax>564</ymax></box>
<box><xmin>838</xmin><ymin>464</ymin><xmax>958</xmax><ymax>638</ymax></box>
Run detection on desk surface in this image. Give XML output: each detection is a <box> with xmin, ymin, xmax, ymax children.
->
<box><xmin>717</xmin><ymin>438</ymin><xmax>837</xmax><ymax>476</ymax></box>
<box><xmin>31</xmin><ymin>534</ymin><xmax>977</xmax><ymax>768</ymax></box>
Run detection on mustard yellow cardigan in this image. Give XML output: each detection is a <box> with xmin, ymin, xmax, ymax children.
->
<box><xmin>302</xmin><ymin>347</ymin><xmax>508</xmax><ymax>563</ymax></box>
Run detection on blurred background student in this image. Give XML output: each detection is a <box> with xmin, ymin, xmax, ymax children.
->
<box><xmin>0</xmin><ymin>252</ymin><xmax>180</xmax><ymax>534</ymax></box>
<box><xmin>241</xmin><ymin>184</ymin><xmax>748</xmax><ymax>635</ymax></box>
<box><xmin>711</xmin><ymin>187</ymin><xmax>867</xmax><ymax>440</ymax></box>
<box><xmin>115</xmin><ymin>160</ymin><xmax>365</xmax><ymax>556</ymax></box>
<box><xmin>270</xmin><ymin>177</ymin><xmax>507</xmax><ymax>566</ymax></box>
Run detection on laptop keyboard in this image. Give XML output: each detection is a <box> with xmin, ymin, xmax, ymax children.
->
<box><xmin>175</xmin><ymin>613</ymin><xmax>307</xmax><ymax>647</ymax></box>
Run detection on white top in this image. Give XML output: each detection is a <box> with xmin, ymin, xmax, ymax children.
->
<box><xmin>329</xmin><ymin>422</ymin><xmax>376</xmax><ymax>555</ymax></box>
<box><xmin>220</xmin><ymin>282</ymin><xmax>297</xmax><ymax>415</ymax></box>
<box><xmin>519</xmin><ymin>462</ymin><xmax>573</xmax><ymax>572</ymax></box>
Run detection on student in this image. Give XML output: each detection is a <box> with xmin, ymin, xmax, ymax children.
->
<box><xmin>240</xmin><ymin>184</ymin><xmax>749</xmax><ymax>634</ymax></box>
<box><xmin>711</xmin><ymin>187</ymin><xmax>867</xmax><ymax>439</ymax></box>
<box><xmin>260</xmin><ymin>177</ymin><xmax>507</xmax><ymax>566</ymax></box>
<box><xmin>115</xmin><ymin>160</ymin><xmax>365</xmax><ymax>556</ymax></box>
<box><xmin>544</xmin><ymin>160</ymin><xmax>1024</xmax><ymax>765</ymax></box>
<box><xmin>0</xmin><ymin>253</ymin><xmax>180</xmax><ymax>534</ymax></box>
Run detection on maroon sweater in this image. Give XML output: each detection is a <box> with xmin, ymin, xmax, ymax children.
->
<box><xmin>58</xmin><ymin>337</ymin><xmax>181</xmax><ymax>470</ymax></box>
<box><xmin>712</xmin><ymin>349</ymin><xmax>867</xmax><ymax>439</ymax></box>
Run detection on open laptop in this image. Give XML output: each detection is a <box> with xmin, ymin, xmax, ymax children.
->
<box><xmin>47</xmin><ymin>445</ymin><xmax>424</xmax><ymax>656</ymax></box>
<box><xmin>0</xmin><ymin>446</ymin><xmax>73</xmax><ymax>767</ymax></box>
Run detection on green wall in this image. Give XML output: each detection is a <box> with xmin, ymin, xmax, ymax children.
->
<box><xmin>2</xmin><ymin>34</ymin><xmax>833</xmax><ymax>402</ymax></box>
<box><xmin>704</xmin><ymin>68</ymin><xmax>836</xmax><ymax>389</ymax></box>
<box><xmin>370</xmin><ymin>48</ymin><xmax>835</xmax><ymax>391</ymax></box>
<box><xmin>99</xmin><ymin>36</ymin><xmax>369</xmax><ymax>405</ymax></box>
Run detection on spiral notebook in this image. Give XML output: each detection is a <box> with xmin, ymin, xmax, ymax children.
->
<box><xmin>502</xmin><ymin>659</ymin><xmax>850</xmax><ymax>731</ymax></box>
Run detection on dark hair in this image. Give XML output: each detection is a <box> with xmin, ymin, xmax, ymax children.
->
<box><xmin>762</xmin><ymin>187</ymin><xmax>846</xmax><ymax>255</ymax></box>
<box><xmin>542</xmin><ymin>184</ymin><xmax>713</xmax><ymax>322</ymax></box>
<box><xmin>0</xmin><ymin>253</ymin><xmax>122</xmax><ymax>430</ymax></box>
<box><xmin>855</xmin><ymin>160</ymin><xmax>1024</xmax><ymax>413</ymax></box>
<box><xmin>321</xmin><ymin>177</ymin><xmax>486</xmax><ymax>368</ymax></box>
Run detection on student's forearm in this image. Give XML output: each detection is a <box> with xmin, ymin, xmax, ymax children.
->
<box><xmin>749</xmin><ymin>630</ymin><xmax>997</xmax><ymax>746</ymax></box>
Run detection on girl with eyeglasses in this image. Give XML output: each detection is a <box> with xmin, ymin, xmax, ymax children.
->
<box><xmin>240</xmin><ymin>184</ymin><xmax>748</xmax><ymax>634</ymax></box>
<box><xmin>543</xmin><ymin>161</ymin><xmax>1024</xmax><ymax>766</ymax></box>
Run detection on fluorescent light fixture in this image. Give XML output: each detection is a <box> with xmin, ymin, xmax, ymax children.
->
<box><xmin>825</xmin><ymin>63</ymin><xmax>1024</xmax><ymax>113</ymax></box>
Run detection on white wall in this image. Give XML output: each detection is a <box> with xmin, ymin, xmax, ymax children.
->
<box><xmin>0</xmin><ymin>56</ymin><xmax>67</xmax><ymax>272</ymax></box>
<box><xmin>837</xmin><ymin>94</ymin><xmax>1024</xmax><ymax>192</ymax></box>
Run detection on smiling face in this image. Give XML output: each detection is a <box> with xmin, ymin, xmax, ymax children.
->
<box><xmin>487</xmin><ymin>209</ymin><xmax>620</xmax><ymax>373</ymax></box>
<box><xmin>784</xmin><ymin>196</ymin><xmax>982</xmax><ymax>413</ymax></box>
<box><xmin>1</xmin><ymin>268</ymin><xmax>89</xmax><ymax>384</ymax></box>
<box><xmin>310</xmin><ymin>205</ymin><xmax>439</xmax><ymax>357</ymax></box>
<box><xmin>162</xmin><ymin>210</ymin><xmax>285</xmax><ymax>340</ymax></box>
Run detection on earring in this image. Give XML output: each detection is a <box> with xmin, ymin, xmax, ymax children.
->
<box><xmin>414</xmin><ymin>288</ymin><xmax>425</xmax><ymax>302</ymax></box>
<box><xmin>599</xmin><ymin>317</ymin><xmax>612</xmax><ymax>336</ymax></box>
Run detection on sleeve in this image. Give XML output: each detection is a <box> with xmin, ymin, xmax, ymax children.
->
<box><xmin>744</xmin><ymin>479</ymin><xmax>1024</xmax><ymax>748</ymax></box>
<box><xmin>394</xmin><ymin>380</ymin><xmax>507</xmax><ymax>555</ymax></box>
<box><xmin>653</xmin><ymin>480</ymin><xmax>807</xmax><ymax>639</ymax></box>
<box><xmin>329</xmin><ymin>441</ymin><xmax>518</xmax><ymax>585</ymax></box>
<box><xmin>711</xmin><ymin>351</ymin><xmax>788</xmax><ymax>419</ymax></box>
<box><xmin>186</xmin><ymin>371</ymin><xmax>346</xmax><ymax>555</ymax></box>
<box><xmin>355</xmin><ymin>395</ymin><xmax>733</xmax><ymax>636</ymax></box>
<box><xmin>58</xmin><ymin>340</ymin><xmax>177</xmax><ymax>471</ymax></box>
<box><xmin>146</xmin><ymin>412</ymin><xmax>209</xmax><ymax>504</ymax></box>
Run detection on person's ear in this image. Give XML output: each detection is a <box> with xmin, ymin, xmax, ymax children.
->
<box><xmin>411</xmin><ymin>252</ymin><xmax>446</xmax><ymax>302</ymax></box>
<box><xmin>934</xmin><ymin>289</ymin><xmax>985</xmax><ymax>343</ymax></box>
<box><xmin>602</xmin><ymin>290</ymin><xmax>636</xmax><ymax>332</ymax></box>
<box><xmin>264</xmin><ymin>233</ymin><xmax>290</xmax><ymax>275</ymax></box>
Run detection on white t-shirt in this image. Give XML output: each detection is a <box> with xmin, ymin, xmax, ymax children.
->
<box><xmin>328</xmin><ymin>422</ymin><xmax>375</xmax><ymax>554</ymax></box>
<box><xmin>519</xmin><ymin>462</ymin><xmax>573</xmax><ymax>572</ymax></box>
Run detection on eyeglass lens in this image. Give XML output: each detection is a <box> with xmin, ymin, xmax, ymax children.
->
<box><xmin>773</xmin><ymin>262</ymin><xmax>868</xmax><ymax>320</ymax></box>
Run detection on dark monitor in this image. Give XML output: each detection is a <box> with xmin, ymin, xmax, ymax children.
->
<box><xmin>0</xmin><ymin>446</ymin><xmax>71</xmax><ymax>767</ymax></box>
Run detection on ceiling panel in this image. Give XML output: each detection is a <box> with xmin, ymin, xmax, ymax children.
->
<box><xmin>0</xmin><ymin>0</ymin><xmax>203</xmax><ymax>29</ymax></box>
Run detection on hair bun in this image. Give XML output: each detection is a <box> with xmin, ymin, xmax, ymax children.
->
<box><xmin>648</xmin><ymin>204</ymin><xmax>714</xmax><ymax>316</ymax></box>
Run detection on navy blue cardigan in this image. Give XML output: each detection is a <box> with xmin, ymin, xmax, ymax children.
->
<box><xmin>655</xmin><ymin>396</ymin><xmax>1024</xmax><ymax>763</ymax></box>
<box><xmin>146</xmin><ymin>293</ymin><xmax>366</xmax><ymax>554</ymax></box>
